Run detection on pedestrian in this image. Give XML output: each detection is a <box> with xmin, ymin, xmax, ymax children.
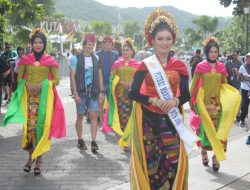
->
<box><xmin>96</xmin><ymin>36</ymin><xmax>118</xmax><ymax>127</ymax></box>
<box><xmin>70</xmin><ymin>32</ymin><xmax>105</xmax><ymax>151</ymax></box>
<box><xmin>12</xmin><ymin>47</ymin><xmax>25</xmax><ymax>92</ymax></box>
<box><xmin>238</xmin><ymin>52</ymin><xmax>250</xmax><ymax>127</ymax></box>
<box><xmin>128</xmin><ymin>9</ymin><xmax>198</xmax><ymax>189</ymax></box>
<box><xmin>219</xmin><ymin>51</ymin><xmax>228</xmax><ymax>63</ymax></box>
<box><xmin>190</xmin><ymin>49</ymin><xmax>203</xmax><ymax>77</ymax></box>
<box><xmin>190</xmin><ymin>36</ymin><xmax>241</xmax><ymax>172</ymax></box>
<box><xmin>1</xmin><ymin>42</ymin><xmax>18</xmax><ymax>103</ymax></box>
<box><xmin>3</xmin><ymin>28</ymin><xmax>66</xmax><ymax>175</ymax></box>
<box><xmin>108</xmin><ymin>38</ymin><xmax>139</xmax><ymax>151</ymax></box>
<box><xmin>0</xmin><ymin>57</ymin><xmax>11</xmax><ymax>114</ymax></box>
<box><xmin>113</xmin><ymin>40</ymin><xmax>122</xmax><ymax>58</ymax></box>
<box><xmin>68</xmin><ymin>48</ymin><xmax>78</xmax><ymax>96</ymax></box>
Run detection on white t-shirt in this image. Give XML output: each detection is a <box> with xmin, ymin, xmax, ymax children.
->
<box><xmin>239</xmin><ymin>65</ymin><xmax>250</xmax><ymax>90</ymax></box>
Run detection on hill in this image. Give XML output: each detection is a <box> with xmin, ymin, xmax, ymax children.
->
<box><xmin>55</xmin><ymin>0</ymin><xmax>230</xmax><ymax>34</ymax></box>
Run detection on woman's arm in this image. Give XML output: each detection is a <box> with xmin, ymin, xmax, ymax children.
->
<box><xmin>189</xmin><ymin>73</ymin><xmax>201</xmax><ymax>97</ymax></box>
<box><xmin>178</xmin><ymin>74</ymin><xmax>190</xmax><ymax>106</ymax></box>
<box><xmin>222</xmin><ymin>74</ymin><xmax>228</xmax><ymax>84</ymax></box>
<box><xmin>51</xmin><ymin>67</ymin><xmax>59</xmax><ymax>86</ymax></box>
<box><xmin>128</xmin><ymin>70</ymin><xmax>150</xmax><ymax>105</ymax></box>
<box><xmin>17</xmin><ymin>64</ymin><xmax>25</xmax><ymax>82</ymax></box>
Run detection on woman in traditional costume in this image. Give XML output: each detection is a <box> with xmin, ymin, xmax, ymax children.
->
<box><xmin>190</xmin><ymin>37</ymin><xmax>241</xmax><ymax>172</ymax></box>
<box><xmin>108</xmin><ymin>38</ymin><xmax>139</xmax><ymax>150</ymax></box>
<box><xmin>128</xmin><ymin>9</ymin><xmax>198</xmax><ymax>190</ymax></box>
<box><xmin>3</xmin><ymin>28</ymin><xmax>66</xmax><ymax>175</ymax></box>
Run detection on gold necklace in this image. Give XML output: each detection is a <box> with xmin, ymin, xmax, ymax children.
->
<box><xmin>34</xmin><ymin>61</ymin><xmax>40</xmax><ymax>66</ymax></box>
<box><xmin>210</xmin><ymin>63</ymin><xmax>216</xmax><ymax>73</ymax></box>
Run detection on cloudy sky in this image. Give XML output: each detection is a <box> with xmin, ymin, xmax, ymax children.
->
<box><xmin>95</xmin><ymin>0</ymin><xmax>235</xmax><ymax>17</ymax></box>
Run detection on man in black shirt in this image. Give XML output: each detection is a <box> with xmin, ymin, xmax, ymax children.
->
<box><xmin>0</xmin><ymin>57</ymin><xmax>11</xmax><ymax>114</ymax></box>
<box><xmin>190</xmin><ymin>49</ymin><xmax>203</xmax><ymax>77</ymax></box>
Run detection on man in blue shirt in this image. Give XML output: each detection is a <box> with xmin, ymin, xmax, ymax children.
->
<box><xmin>96</xmin><ymin>36</ymin><xmax>118</xmax><ymax>127</ymax></box>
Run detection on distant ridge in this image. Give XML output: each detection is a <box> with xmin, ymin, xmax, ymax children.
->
<box><xmin>55</xmin><ymin>0</ymin><xmax>230</xmax><ymax>33</ymax></box>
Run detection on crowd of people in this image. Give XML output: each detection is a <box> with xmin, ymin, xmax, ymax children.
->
<box><xmin>0</xmin><ymin>8</ymin><xmax>250</xmax><ymax>190</ymax></box>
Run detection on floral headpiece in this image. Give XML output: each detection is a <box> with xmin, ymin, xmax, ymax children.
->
<box><xmin>144</xmin><ymin>8</ymin><xmax>178</xmax><ymax>47</ymax></box>
<box><xmin>29</xmin><ymin>28</ymin><xmax>46</xmax><ymax>39</ymax></box>
<box><xmin>202</xmin><ymin>36</ymin><xmax>219</xmax><ymax>47</ymax></box>
<box><xmin>83</xmin><ymin>33</ymin><xmax>96</xmax><ymax>43</ymax></box>
<box><xmin>103</xmin><ymin>36</ymin><xmax>113</xmax><ymax>44</ymax></box>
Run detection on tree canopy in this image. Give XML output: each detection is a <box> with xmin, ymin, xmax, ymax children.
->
<box><xmin>219</xmin><ymin>0</ymin><xmax>250</xmax><ymax>16</ymax></box>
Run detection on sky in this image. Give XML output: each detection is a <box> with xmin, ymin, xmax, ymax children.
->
<box><xmin>95</xmin><ymin>0</ymin><xmax>235</xmax><ymax>17</ymax></box>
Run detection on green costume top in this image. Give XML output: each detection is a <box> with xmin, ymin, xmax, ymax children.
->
<box><xmin>18</xmin><ymin>64</ymin><xmax>59</xmax><ymax>86</ymax></box>
<box><xmin>190</xmin><ymin>72</ymin><xmax>227</xmax><ymax>105</ymax></box>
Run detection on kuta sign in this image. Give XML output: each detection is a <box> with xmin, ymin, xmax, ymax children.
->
<box><xmin>40</xmin><ymin>19</ymin><xmax>80</xmax><ymax>34</ymax></box>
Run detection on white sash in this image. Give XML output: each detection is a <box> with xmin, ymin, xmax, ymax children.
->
<box><xmin>144</xmin><ymin>55</ymin><xmax>199</xmax><ymax>155</ymax></box>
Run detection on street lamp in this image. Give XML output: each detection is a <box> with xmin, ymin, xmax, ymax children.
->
<box><xmin>244</xmin><ymin>7</ymin><xmax>250</xmax><ymax>54</ymax></box>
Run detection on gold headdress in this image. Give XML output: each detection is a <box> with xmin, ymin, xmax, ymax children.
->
<box><xmin>202</xmin><ymin>36</ymin><xmax>219</xmax><ymax>47</ymax></box>
<box><xmin>123</xmin><ymin>38</ymin><xmax>133</xmax><ymax>47</ymax></box>
<box><xmin>29</xmin><ymin>28</ymin><xmax>46</xmax><ymax>39</ymax></box>
<box><xmin>144</xmin><ymin>8</ymin><xmax>178</xmax><ymax>47</ymax></box>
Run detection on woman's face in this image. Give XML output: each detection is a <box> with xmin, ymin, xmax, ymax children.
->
<box><xmin>32</xmin><ymin>37</ymin><xmax>44</xmax><ymax>53</ymax></box>
<box><xmin>152</xmin><ymin>30</ymin><xmax>173</xmax><ymax>55</ymax></box>
<box><xmin>122</xmin><ymin>45</ymin><xmax>133</xmax><ymax>59</ymax></box>
<box><xmin>83</xmin><ymin>41</ymin><xmax>95</xmax><ymax>55</ymax></box>
<box><xmin>208</xmin><ymin>46</ymin><xmax>219</xmax><ymax>60</ymax></box>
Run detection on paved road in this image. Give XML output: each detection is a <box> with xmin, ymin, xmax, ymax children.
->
<box><xmin>0</xmin><ymin>77</ymin><xmax>249</xmax><ymax>190</ymax></box>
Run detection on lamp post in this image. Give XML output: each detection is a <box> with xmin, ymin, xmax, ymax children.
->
<box><xmin>244</xmin><ymin>7</ymin><xmax>250</xmax><ymax>54</ymax></box>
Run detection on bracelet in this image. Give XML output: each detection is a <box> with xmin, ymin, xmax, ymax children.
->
<box><xmin>149</xmin><ymin>97</ymin><xmax>158</xmax><ymax>106</ymax></box>
<box><xmin>174</xmin><ymin>98</ymin><xmax>179</xmax><ymax>106</ymax></box>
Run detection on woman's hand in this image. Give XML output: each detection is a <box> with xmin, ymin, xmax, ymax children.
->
<box><xmin>119</xmin><ymin>81</ymin><xmax>131</xmax><ymax>89</ymax></box>
<box><xmin>74</xmin><ymin>94</ymin><xmax>81</xmax><ymax>104</ymax></box>
<box><xmin>155</xmin><ymin>99</ymin><xmax>177</xmax><ymax>113</ymax></box>
<box><xmin>189</xmin><ymin>100</ymin><xmax>193</xmax><ymax>109</ymax></box>
<box><xmin>99</xmin><ymin>92</ymin><xmax>105</xmax><ymax>104</ymax></box>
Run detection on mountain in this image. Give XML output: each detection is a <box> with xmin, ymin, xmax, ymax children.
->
<box><xmin>55</xmin><ymin>0</ymin><xmax>230</xmax><ymax>34</ymax></box>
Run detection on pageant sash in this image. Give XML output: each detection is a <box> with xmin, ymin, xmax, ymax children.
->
<box><xmin>144</xmin><ymin>55</ymin><xmax>199</xmax><ymax>154</ymax></box>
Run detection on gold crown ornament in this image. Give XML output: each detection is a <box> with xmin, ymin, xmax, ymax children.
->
<box><xmin>29</xmin><ymin>28</ymin><xmax>46</xmax><ymax>39</ymax></box>
<box><xmin>144</xmin><ymin>8</ymin><xmax>178</xmax><ymax>47</ymax></box>
<box><xmin>202</xmin><ymin>36</ymin><xmax>219</xmax><ymax>47</ymax></box>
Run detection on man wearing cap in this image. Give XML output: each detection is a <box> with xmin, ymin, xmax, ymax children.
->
<box><xmin>96</xmin><ymin>36</ymin><xmax>118</xmax><ymax>127</ymax></box>
<box><xmin>71</xmin><ymin>33</ymin><xmax>104</xmax><ymax>151</ymax></box>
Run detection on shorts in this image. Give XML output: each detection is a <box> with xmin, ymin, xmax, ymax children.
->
<box><xmin>76</xmin><ymin>94</ymin><xmax>99</xmax><ymax>114</ymax></box>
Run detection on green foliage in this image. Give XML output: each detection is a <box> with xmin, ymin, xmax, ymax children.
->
<box><xmin>91</xmin><ymin>21</ymin><xmax>112</xmax><ymax>37</ymax></box>
<box><xmin>123</xmin><ymin>21</ymin><xmax>141</xmax><ymax>38</ymax></box>
<box><xmin>36</xmin><ymin>0</ymin><xmax>55</xmax><ymax>16</ymax></box>
<box><xmin>192</xmin><ymin>15</ymin><xmax>219</xmax><ymax>38</ymax></box>
<box><xmin>216</xmin><ymin>16</ymin><xmax>245</xmax><ymax>53</ymax></box>
<box><xmin>9</xmin><ymin>0</ymin><xmax>44</xmax><ymax>26</ymax></box>
<box><xmin>51</xmin><ymin>12</ymin><xmax>65</xmax><ymax>19</ymax></box>
<box><xmin>183</xmin><ymin>15</ymin><xmax>219</xmax><ymax>50</ymax></box>
<box><xmin>219</xmin><ymin>0</ymin><xmax>250</xmax><ymax>16</ymax></box>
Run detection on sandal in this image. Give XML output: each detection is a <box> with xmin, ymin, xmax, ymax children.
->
<box><xmin>34</xmin><ymin>158</ymin><xmax>42</xmax><ymax>175</ymax></box>
<box><xmin>212</xmin><ymin>155</ymin><xmax>220</xmax><ymax>172</ymax></box>
<box><xmin>201</xmin><ymin>149</ymin><xmax>209</xmax><ymax>166</ymax></box>
<box><xmin>23</xmin><ymin>159</ymin><xmax>33</xmax><ymax>172</ymax></box>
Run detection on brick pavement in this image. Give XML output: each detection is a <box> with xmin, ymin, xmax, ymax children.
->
<box><xmin>0</xmin><ymin>77</ymin><xmax>249</xmax><ymax>190</ymax></box>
